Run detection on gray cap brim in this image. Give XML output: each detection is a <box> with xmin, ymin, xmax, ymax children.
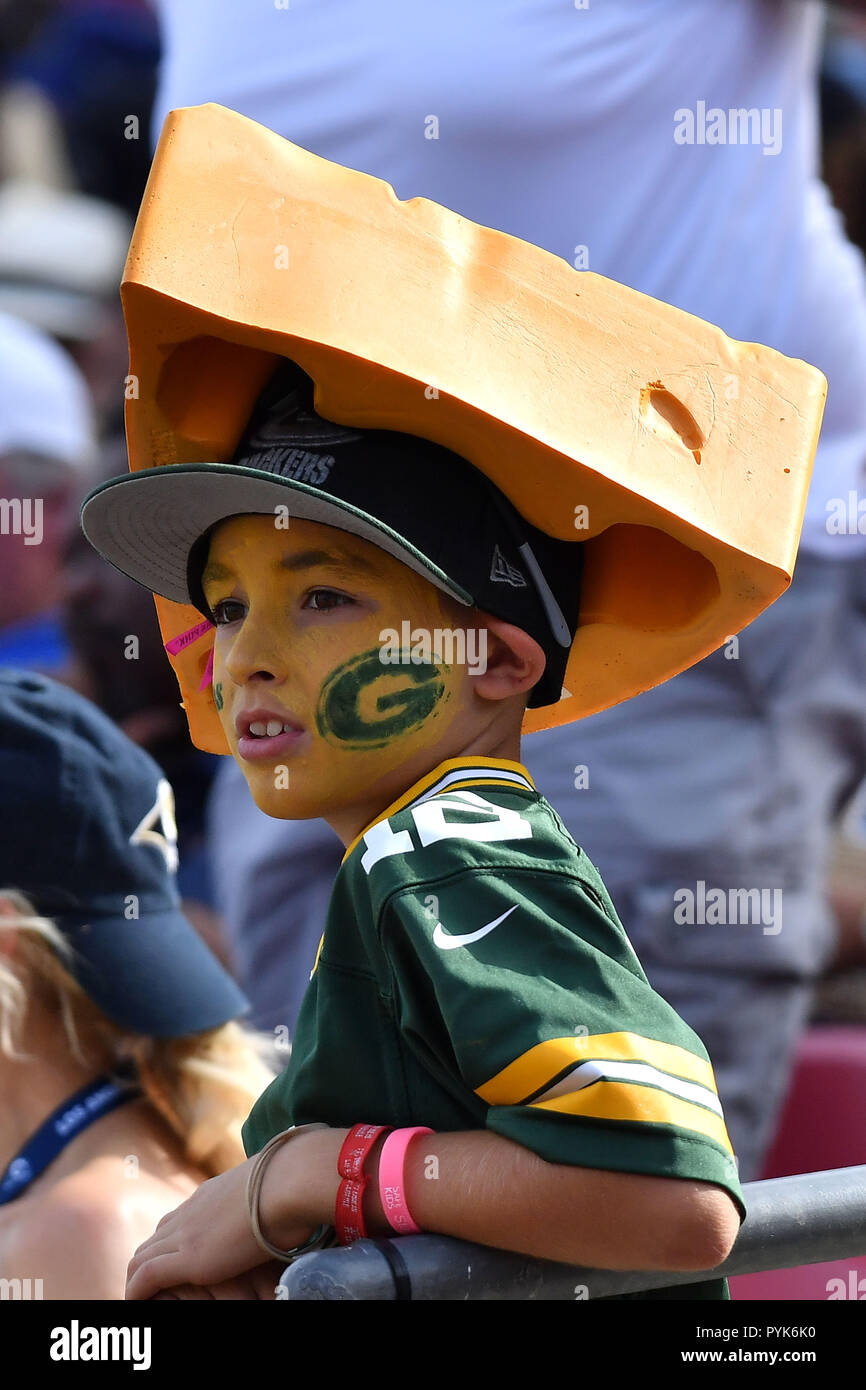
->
<box><xmin>80</xmin><ymin>463</ymin><xmax>473</xmax><ymax>610</ymax></box>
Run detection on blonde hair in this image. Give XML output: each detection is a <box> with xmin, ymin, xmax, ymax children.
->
<box><xmin>0</xmin><ymin>888</ymin><xmax>280</xmax><ymax>1176</ymax></box>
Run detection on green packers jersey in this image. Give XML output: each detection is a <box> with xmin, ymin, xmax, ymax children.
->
<box><xmin>242</xmin><ymin>756</ymin><xmax>746</xmax><ymax>1299</ymax></box>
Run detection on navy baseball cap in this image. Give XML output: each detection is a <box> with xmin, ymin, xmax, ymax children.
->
<box><xmin>0</xmin><ymin>669</ymin><xmax>250</xmax><ymax>1037</ymax></box>
<box><xmin>79</xmin><ymin>358</ymin><xmax>584</xmax><ymax>709</ymax></box>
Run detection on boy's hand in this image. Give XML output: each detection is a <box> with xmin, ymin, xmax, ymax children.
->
<box><xmin>125</xmin><ymin>1154</ymin><xmax>318</xmax><ymax>1300</ymax></box>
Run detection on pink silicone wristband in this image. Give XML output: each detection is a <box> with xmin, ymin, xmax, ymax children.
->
<box><xmin>377</xmin><ymin>1127</ymin><xmax>433</xmax><ymax>1235</ymax></box>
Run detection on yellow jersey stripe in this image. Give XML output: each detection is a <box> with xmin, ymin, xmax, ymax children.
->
<box><xmin>531</xmin><ymin>1079</ymin><xmax>735</xmax><ymax>1154</ymax></box>
<box><xmin>309</xmin><ymin>932</ymin><xmax>325</xmax><ymax>979</ymax></box>
<box><xmin>341</xmin><ymin>755</ymin><xmax>535</xmax><ymax>864</ymax></box>
<box><xmin>476</xmin><ymin>1031</ymin><xmax>718</xmax><ymax>1104</ymax></box>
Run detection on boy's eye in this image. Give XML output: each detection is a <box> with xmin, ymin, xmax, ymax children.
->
<box><xmin>211</xmin><ymin>598</ymin><xmax>245</xmax><ymax>625</ymax></box>
<box><xmin>210</xmin><ymin>589</ymin><xmax>354</xmax><ymax>624</ymax></box>
<box><xmin>304</xmin><ymin>588</ymin><xmax>354</xmax><ymax>612</ymax></box>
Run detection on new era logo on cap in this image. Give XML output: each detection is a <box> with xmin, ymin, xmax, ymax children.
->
<box><xmin>490</xmin><ymin>543</ymin><xmax>527</xmax><ymax>587</ymax></box>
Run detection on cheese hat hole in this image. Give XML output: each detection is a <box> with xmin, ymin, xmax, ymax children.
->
<box><xmin>639</xmin><ymin>384</ymin><xmax>705</xmax><ymax>463</ymax></box>
<box><xmin>155</xmin><ymin>337</ymin><xmax>279</xmax><ymax>460</ymax></box>
<box><xmin>580</xmin><ymin>524</ymin><xmax>720</xmax><ymax>631</ymax></box>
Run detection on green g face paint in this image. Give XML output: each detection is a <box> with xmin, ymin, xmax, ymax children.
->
<box><xmin>213</xmin><ymin>681</ymin><xmax>224</xmax><ymax>712</ymax></box>
<box><xmin>316</xmin><ymin>647</ymin><xmax>448</xmax><ymax>751</ymax></box>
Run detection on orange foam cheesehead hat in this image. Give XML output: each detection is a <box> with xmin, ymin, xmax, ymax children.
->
<box><xmin>81</xmin><ymin>103</ymin><xmax>826</xmax><ymax>755</ymax></box>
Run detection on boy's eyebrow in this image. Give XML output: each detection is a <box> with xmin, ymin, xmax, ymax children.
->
<box><xmin>200</xmin><ymin>547</ymin><xmax>381</xmax><ymax>590</ymax></box>
<box><xmin>200</xmin><ymin>560</ymin><xmax>232</xmax><ymax>589</ymax></box>
<box><xmin>279</xmin><ymin>548</ymin><xmax>381</xmax><ymax>577</ymax></box>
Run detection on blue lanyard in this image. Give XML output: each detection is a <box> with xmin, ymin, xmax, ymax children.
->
<box><xmin>0</xmin><ymin>1068</ymin><xmax>143</xmax><ymax>1205</ymax></box>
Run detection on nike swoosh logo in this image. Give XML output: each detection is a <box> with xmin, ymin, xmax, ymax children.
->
<box><xmin>432</xmin><ymin>904</ymin><xmax>519</xmax><ymax>950</ymax></box>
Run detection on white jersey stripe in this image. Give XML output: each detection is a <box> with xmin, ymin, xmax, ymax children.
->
<box><xmin>407</xmin><ymin>766</ymin><xmax>534</xmax><ymax>812</ymax></box>
<box><xmin>532</xmin><ymin>1058</ymin><xmax>724</xmax><ymax>1118</ymax></box>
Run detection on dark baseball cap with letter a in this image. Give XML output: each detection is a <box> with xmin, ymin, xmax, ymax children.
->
<box><xmin>0</xmin><ymin>669</ymin><xmax>250</xmax><ymax>1037</ymax></box>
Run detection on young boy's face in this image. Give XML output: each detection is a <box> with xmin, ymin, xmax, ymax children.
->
<box><xmin>202</xmin><ymin>512</ymin><xmax>479</xmax><ymax>840</ymax></box>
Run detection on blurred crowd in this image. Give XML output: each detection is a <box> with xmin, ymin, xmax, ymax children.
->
<box><xmin>0</xmin><ymin>0</ymin><xmax>224</xmax><ymax>945</ymax></box>
<box><xmin>1</xmin><ymin>0</ymin><xmax>866</xmax><ymax>1220</ymax></box>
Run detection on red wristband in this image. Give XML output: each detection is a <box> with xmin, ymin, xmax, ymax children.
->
<box><xmin>338</xmin><ymin>1123</ymin><xmax>390</xmax><ymax>1181</ymax></box>
<box><xmin>335</xmin><ymin>1176</ymin><xmax>368</xmax><ymax>1245</ymax></box>
<box><xmin>335</xmin><ymin>1124</ymin><xmax>390</xmax><ymax>1245</ymax></box>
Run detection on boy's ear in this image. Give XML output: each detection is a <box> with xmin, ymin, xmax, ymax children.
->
<box><xmin>468</xmin><ymin>611</ymin><xmax>547</xmax><ymax>705</ymax></box>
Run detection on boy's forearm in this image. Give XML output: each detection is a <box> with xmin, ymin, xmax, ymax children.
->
<box><xmin>261</xmin><ymin>1126</ymin><xmax>740</xmax><ymax>1273</ymax></box>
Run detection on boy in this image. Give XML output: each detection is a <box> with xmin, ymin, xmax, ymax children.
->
<box><xmin>87</xmin><ymin>359</ymin><xmax>743</xmax><ymax>1299</ymax></box>
<box><xmin>79</xmin><ymin>104</ymin><xmax>826</xmax><ymax>1299</ymax></box>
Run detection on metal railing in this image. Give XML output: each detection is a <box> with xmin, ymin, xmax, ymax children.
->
<box><xmin>278</xmin><ymin>1163</ymin><xmax>866</xmax><ymax>1300</ymax></box>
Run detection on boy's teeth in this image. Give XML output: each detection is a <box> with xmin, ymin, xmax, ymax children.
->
<box><xmin>248</xmin><ymin>719</ymin><xmax>294</xmax><ymax>738</ymax></box>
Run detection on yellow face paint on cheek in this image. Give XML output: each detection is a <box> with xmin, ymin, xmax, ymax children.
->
<box><xmin>205</xmin><ymin>513</ymin><xmax>472</xmax><ymax>816</ymax></box>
